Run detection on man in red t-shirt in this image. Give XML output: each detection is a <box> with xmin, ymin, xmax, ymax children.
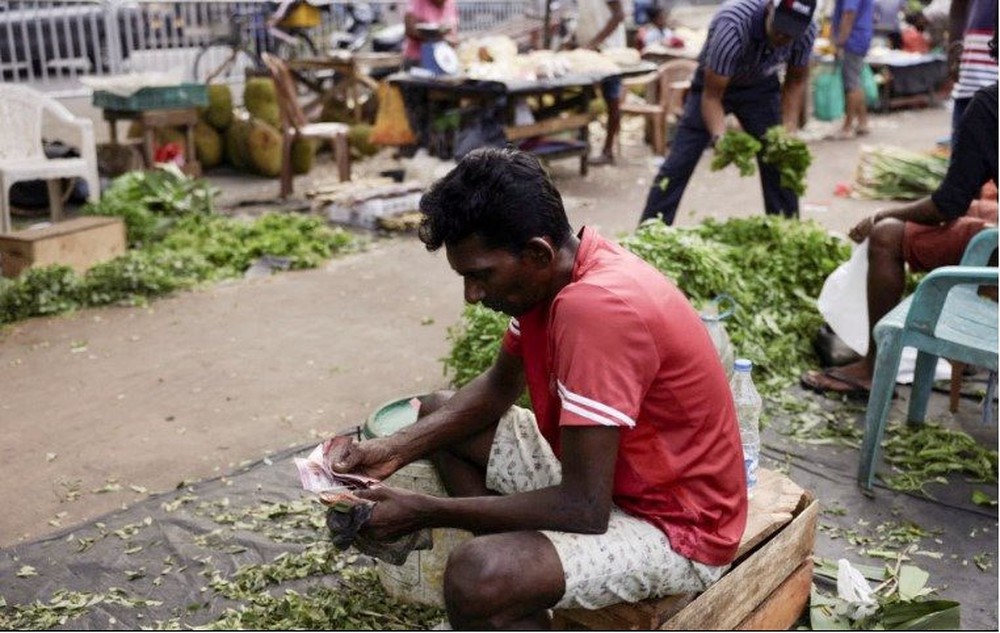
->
<box><xmin>330</xmin><ymin>148</ymin><xmax>747</xmax><ymax>628</ymax></box>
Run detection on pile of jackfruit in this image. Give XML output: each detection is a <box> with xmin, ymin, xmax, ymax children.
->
<box><xmin>200</xmin><ymin>79</ymin><xmax>315</xmax><ymax>177</ymax></box>
<box><xmin>135</xmin><ymin>78</ymin><xmax>382</xmax><ymax>177</ymax></box>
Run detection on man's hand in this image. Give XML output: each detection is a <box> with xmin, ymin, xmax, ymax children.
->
<box><xmin>355</xmin><ymin>486</ymin><xmax>428</xmax><ymax>541</ymax></box>
<box><xmin>329</xmin><ymin>436</ymin><xmax>402</xmax><ymax>481</ymax></box>
<box><xmin>848</xmin><ymin>211</ymin><xmax>883</xmax><ymax>243</ymax></box>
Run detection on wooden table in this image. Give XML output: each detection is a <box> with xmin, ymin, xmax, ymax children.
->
<box><xmin>391</xmin><ymin>63</ymin><xmax>656</xmax><ymax>175</ymax></box>
<box><xmin>287</xmin><ymin>52</ymin><xmax>403</xmax><ymax>122</ymax></box>
<box><xmin>103</xmin><ymin>107</ymin><xmax>201</xmax><ymax>177</ymax></box>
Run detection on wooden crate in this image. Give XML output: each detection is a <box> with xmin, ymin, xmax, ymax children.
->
<box><xmin>553</xmin><ymin>469</ymin><xmax>818</xmax><ymax>630</ymax></box>
<box><xmin>0</xmin><ymin>216</ymin><xmax>126</xmax><ymax>278</ymax></box>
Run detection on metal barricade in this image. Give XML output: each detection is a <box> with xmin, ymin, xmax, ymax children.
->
<box><xmin>1</xmin><ymin>0</ymin><xmax>532</xmax><ymax>97</ymax></box>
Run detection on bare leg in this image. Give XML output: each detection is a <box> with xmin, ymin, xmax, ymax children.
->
<box><xmin>602</xmin><ymin>96</ymin><xmax>621</xmax><ymax>159</ymax></box>
<box><xmin>842</xmin><ymin>89</ymin><xmax>864</xmax><ymax>133</ymax></box>
<box><xmin>445</xmin><ymin>531</ymin><xmax>565</xmax><ymax>630</ymax></box>
<box><xmin>827</xmin><ymin>218</ymin><xmax>907</xmax><ymax>387</ymax></box>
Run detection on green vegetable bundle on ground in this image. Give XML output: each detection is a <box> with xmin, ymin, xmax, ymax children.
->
<box><xmin>710</xmin><ymin>130</ymin><xmax>762</xmax><ymax>177</ymax></box>
<box><xmin>761</xmin><ymin>126</ymin><xmax>811</xmax><ymax>197</ymax></box>
<box><xmin>853</xmin><ymin>146</ymin><xmax>948</xmax><ymax>200</ymax></box>
<box><xmin>0</xmin><ymin>168</ymin><xmax>357</xmax><ymax>325</ymax></box>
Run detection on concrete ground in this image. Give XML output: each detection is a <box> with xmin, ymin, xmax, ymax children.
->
<box><xmin>1</xmin><ymin>102</ymin><xmax>995</xmax><ymax>626</ymax></box>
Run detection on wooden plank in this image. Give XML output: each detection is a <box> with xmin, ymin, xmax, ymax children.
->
<box><xmin>736</xmin><ymin>559</ymin><xmax>813</xmax><ymax>630</ymax></box>
<box><xmin>736</xmin><ymin>469</ymin><xmax>805</xmax><ymax>559</ymax></box>
<box><xmin>554</xmin><ymin>594</ymin><xmax>694</xmax><ymax>630</ymax></box>
<box><xmin>661</xmin><ymin>497</ymin><xmax>818</xmax><ymax>630</ymax></box>
<box><xmin>504</xmin><ymin>113</ymin><xmax>593</xmax><ymax>141</ymax></box>
<box><xmin>0</xmin><ymin>216</ymin><xmax>126</xmax><ymax>278</ymax></box>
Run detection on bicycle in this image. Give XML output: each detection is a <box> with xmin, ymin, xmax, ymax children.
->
<box><xmin>192</xmin><ymin>2</ymin><xmax>321</xmax><ymax>88</ymax></box>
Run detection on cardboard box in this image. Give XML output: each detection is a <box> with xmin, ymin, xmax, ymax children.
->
<box><xmin>0</xmin><ymin>216</ymin><xmax>127</xmax><ymax>278</ymax></box>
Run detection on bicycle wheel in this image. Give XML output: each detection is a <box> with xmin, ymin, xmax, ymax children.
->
<box><xmin>193</xmin><ymin>39</ymin><xmax>261</xmax><ymax>84</ymax></box>
<box><xmin>272</xmin><ymin>32</ymin><xmax>318</xmax><ymax>96</ymax></box>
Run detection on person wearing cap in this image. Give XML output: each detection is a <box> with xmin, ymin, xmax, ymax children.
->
<box><xmin>637</xmin><ymin>0</ymin><xmax>817</xmax><ymax>226</ymax></box>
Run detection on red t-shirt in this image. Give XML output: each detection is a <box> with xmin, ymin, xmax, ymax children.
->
<box><xmin>502</xmin><ymin>227</ymin><xmax>748</xmax><ymax>566</ymax></box>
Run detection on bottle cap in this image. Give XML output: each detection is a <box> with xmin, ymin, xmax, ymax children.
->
<box><xmin>734</xmin><ymin>358</ymin><xmax>753</xmax><ymax>372</ymax></box>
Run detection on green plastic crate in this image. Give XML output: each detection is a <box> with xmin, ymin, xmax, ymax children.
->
<box><xmin>93</xmin><ymin>83</ymin><xmax>209</xmax><ymax>111</ymax></box>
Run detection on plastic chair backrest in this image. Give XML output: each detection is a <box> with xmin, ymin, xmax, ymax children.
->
<box><xmin>657</xmin><ymin>58</ymin><xmax>696</xmax><ymax>109</ymax></box>
<box><xmin>0</xmin><ymin>84</ymin><xmax>45</xmax><ymax>162</ymax></box>
<box><xmin>959</xmin><ymin>227</ymin><xmax>998</xmax><ymax>267</ymax></box>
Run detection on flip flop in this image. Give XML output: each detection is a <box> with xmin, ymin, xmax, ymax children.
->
<box><xmin>800</xmin><ymin>368</ymin><xmax>871</xmax><ymax>400</ymax></box>
<box><xmin>588</xmin><ymin>153</ymin><xmax>615</xmax><ymax>166</ymax></box>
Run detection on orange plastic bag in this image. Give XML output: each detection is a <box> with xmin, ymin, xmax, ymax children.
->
<box><xmin>370</xmin><ymin>81</ymin><xmax>416</xmax><ymax>146</ymax></box>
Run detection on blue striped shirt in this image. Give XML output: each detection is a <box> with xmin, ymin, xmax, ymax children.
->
<box><xmin>694</xmin><ymin>0</ymin><xmax>817</xmax><ymax>89</ymax></box>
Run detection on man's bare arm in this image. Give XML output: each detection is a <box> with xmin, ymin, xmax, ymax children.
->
<box><xmin>586</xmin><ymin>0</ymin><xmax>625</xmax><ymax>49</ymax></box>
<box><xmin>360</xmin><ymin>424</ymin><xmax>621</xmax><ymax>537</ymax></box>
<box><xmin>333</xmin><ymin>347</ymin><xmax>525</xmax><ymax>479</ymax></box>
<box><xmin>701</xmin><ymin>68</ymin><xmax>731</xmax><ymax>142</ymax></box>
<box><xmin>781</xmin><ymin>64</ymin><xmax>809</xmax><ymax>131</ymax></box>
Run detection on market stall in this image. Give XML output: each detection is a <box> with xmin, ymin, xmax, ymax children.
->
<box><xmin>388</xmin><ymin>40</ymin><xmax>655</xmax><ymax>172</ymax></box>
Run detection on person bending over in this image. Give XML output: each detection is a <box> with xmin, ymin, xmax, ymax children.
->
<box><xmin>331</xmin><ymin>148</ymin><xmax>747</xmax><ymax>629</ymax></box>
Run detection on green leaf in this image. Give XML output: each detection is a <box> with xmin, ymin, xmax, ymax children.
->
<box><xmin>897</xmin><ymin>565</ymin><xmax>930</xmax><ymax>601</ymax></box>
<box><xmin>972</xmin><ymin>490</ymin><xmax>997</xmax><ymax>506</ymax></box>
<box><xmin>880</xmin><ymin>600</ymin><xmax>960</xmax><ymax>630</ymax></box>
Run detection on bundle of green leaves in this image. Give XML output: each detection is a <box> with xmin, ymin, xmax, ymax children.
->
<box><xmin>710</xmin><ymin>130</ymin><xmax>762</xmax><ymax>177</ymax></box>
<box><xmin>854</xmin><ymin>146</ymin><xmax>948</xmax><ymax>200</ymax></box>
<box><xmin>761</xmin><ymin>125</ymin><xmax>812</xmax><ymax>197</ymax></box>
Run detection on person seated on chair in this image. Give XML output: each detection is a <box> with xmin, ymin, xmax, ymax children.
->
<box><xmin>637</xmin><ymin>6</ymin><xmax>685</xmax><ymax>52</ymax></box>
<box><xmin>801</xmin><ymin>61</ymin><xmax>998</xmax><ymax>399</ymax></box>
<box><xmin>327</xmin><ymin>148</ymin><xmax>748</xmax><ymax>629</ymax></box>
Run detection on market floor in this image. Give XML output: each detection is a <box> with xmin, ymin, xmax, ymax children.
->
<box><xmin>1</xmin><ymin>105</ymin><xmax>995</xmax><ymax>626</ymax></box>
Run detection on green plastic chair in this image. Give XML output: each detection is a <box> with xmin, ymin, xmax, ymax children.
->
<box><xmin>858</xmin><ymin>227</ymin><xmax>998</xmax><ymax>491</ymax></box>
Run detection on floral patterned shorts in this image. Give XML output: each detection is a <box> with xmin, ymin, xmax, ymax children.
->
<box><xmin>485</xmin><ymin>406</ymin><xmax>728</xmax><ymax>610</ymax></box>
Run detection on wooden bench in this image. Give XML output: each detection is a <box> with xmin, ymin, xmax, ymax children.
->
<box><xmin>552</xmin><ymin>469</ymin><xmax>818</xmax><ymax>630</ymax></box>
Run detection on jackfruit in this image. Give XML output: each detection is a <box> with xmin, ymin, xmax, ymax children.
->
<box><xmin>224</xmin><ymin>117</ymin><xmax>252</xmax><ymax>171</ymax></box>
<box><xmin>194</xmin><ymin>121</ymin><xmax>223</xmax><ymax>169</ymax></box>
<box><xmin>347</xmin><ymin>124</ymin><xmax>378</xmax><ymax>158</ymax></box>
<box><xmin>247</xmin><ymin>119</ymin><xmax>283</xmax><ymax>177</ymax></box>
<box><xmin>290</xmin><ymin>136</ymin><xmax>317</xmax><ymax>174</ymax></box>
<box><xmin>201</xmin><ymin>83</ymin><xmax>234</xmax><ymax>130</ymax></box>
<box><xmin>243</xmin><ymin>78</ymin><xmax>281</xmax><ymax>129</ymax></box>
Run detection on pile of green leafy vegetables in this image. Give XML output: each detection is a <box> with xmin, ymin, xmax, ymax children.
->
<box><xmin>0</xmin><ymin>168</ymin><xmax>357</xmax><ymax>325</ymax></box>
<box><xmin>444</xmin><ymin>216</ymin><xmax>850</xmax><ymax>394</ymax></box>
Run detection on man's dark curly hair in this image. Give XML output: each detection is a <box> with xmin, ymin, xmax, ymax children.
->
<box><xmin>418</xmin><ymin>148</ymin><xmax>573</xmax><ymax>253</ymax></box>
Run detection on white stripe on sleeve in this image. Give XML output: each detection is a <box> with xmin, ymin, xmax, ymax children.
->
<box><xmin>557</xmin><ymin>381</ymin><xmax>636</xmax><ymax>428</ymax></box>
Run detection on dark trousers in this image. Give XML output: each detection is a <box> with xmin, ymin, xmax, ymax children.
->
<box><xmin>639</xmin><ymin>77</ymin><xmax>799</xmax><ymax>225</ymax></box>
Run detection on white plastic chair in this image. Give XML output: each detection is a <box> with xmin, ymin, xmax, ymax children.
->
<box><xmin>0</xmin><ymin>84</ymin><xmax>101</xmax><ymax>233</ymax></box>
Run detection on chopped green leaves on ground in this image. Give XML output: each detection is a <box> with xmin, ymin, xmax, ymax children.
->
<box><xmin>879</xmin><ymin>420</ymin><xmax>998</xmax><ymax>495</ymax></box>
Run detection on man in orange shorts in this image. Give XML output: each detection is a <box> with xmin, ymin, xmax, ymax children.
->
<box><xmin>801</xmin><ymin>42</ymin><xmax>997</xmax><ymax>397</ymax></box>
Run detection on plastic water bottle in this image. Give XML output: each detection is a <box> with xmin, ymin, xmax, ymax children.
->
<box><xmin>730</xmin><ymin>358</ymin><xmax>762</xmax><ymax>497</ymax></box>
